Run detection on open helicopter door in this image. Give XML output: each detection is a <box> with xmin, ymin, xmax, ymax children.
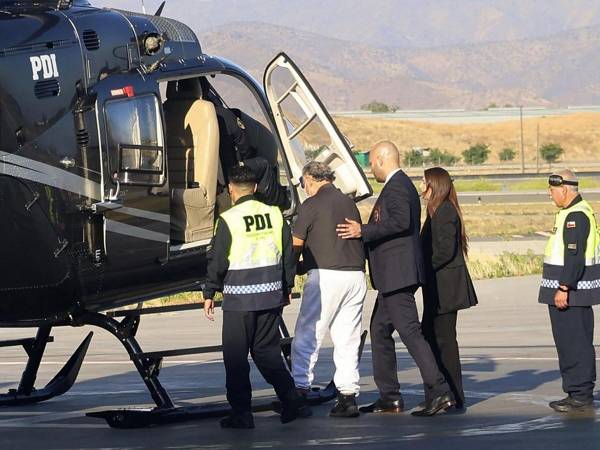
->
<box><xmin>263</xmin><ymin>52</ymin><xmax>372</xmax><ymax>204</ymax></box>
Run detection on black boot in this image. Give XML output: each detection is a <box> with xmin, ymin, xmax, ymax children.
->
<box><xmin>330</xmin><ymin>394</ymin><xmax>360</xmax><ymax>418</ymax></box>
<box><xmin>220</xmin><ymin>411</ymin><xmax>255</xmax><ymax>429</ymax></box>
<box><xmin>549</xmin><ymin>396</ymin><xmax>593</xmax><ymax>412</ymax></box>
<box><xmin>272</xmin><ymin>395</ymin><xmax>312</xmax><ymax>419</ymax></box>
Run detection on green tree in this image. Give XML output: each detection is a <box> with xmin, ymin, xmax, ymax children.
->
<box><xmin>540</xmin><ymin>143</ymin><xmax>564</xmax><ymax>165</ymax></box>
<box><xmin>403</xmin><ymin>149</ymin><xmax>424</xmax><ymax>167</ymax></box>
<box><xmin>428</xmin><ymin>148</ymin><xmax>459</xmax><ymax>166</ymax></box>
<box><xmin>498</xmin><ymin>147</ymin><xmax>516</xmax><ymax>161</ymax></box>
<box><xmin>361</xmin><ymin>101</ymin><xmax>391</xmax><ymax>113</ymax></box>
<box><xmin>462</xmin><ymin>143</ymin><xmax>491</xmax><ymax>165</ymax></box>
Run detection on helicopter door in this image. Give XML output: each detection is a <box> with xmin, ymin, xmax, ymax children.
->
<box><xmin>100</xmin><ymin>93</ymin><xmax>169</xmax><ymax>268</ymax></box>
<box><xmin>263</xmin><ymin>52</ymin><xmax>372</xmax><ymax>203</ymax></box>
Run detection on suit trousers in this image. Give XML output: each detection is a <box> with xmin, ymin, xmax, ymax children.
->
<box><xmin>370</xmin><ymin>288</ymin><xmax>450</xmax><ymax>402</ymax></box>
<box><xmin>222</xmin><ymin>307</ymin><xmax>298</xmax><ymax>413</ymax></box>
<box><xmin>548</xmin><ymin>305</ymin><xmax>596</xmax><ymax>401</ymax></box>
<box><xmin>422</xmin><ymin>311</ymin><xmax>465</xmax><ymax>406</ymax></box>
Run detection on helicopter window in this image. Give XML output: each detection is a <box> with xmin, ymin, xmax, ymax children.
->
<box><xmin>104</xmin><ymin>94</ymin><xmax>165</xmax><ymax>186</ymax></box>
<box><xmin>120</xmin><ymin>145</ymin><xmax>163</xmax><ymax>173</ymax></box>
<box><xmin>268</xmin><ymin>67</ymin><xmax>333</xmax><ymax>167</ymax></box>
<box><xmin>207</xmin><ymin>75</ymin><xmax>281</xmax><ymax>165</ymax></box>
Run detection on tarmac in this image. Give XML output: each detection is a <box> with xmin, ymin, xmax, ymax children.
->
<box><xmin>0</xmin><ymin>275</ymin><xmax>599</xmax><ymax>449</ymax></box>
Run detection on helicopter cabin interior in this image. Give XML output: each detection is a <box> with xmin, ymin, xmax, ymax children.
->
<box><xmin>160</xmin><ymin>75</ymin><xmax>284</xmax><ymax>249</ymax></box>
<box><xmin>100</xmin><ymin>59</ymin><xmax>371</xmax><ymax>257</ymax></box>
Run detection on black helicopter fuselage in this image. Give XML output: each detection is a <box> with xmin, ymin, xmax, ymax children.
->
<box><xmin>0</xmin><ymin>1</ymin><xmax>277</xmax><ymax>325</ymax></box>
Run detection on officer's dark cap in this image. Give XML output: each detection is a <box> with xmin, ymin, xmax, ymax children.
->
<box><xmin>229</xmin><ymin>165</ymin><xmax>257</xmax><ymax>186</ymax></box>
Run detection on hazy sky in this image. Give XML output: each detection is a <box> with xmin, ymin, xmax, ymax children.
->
<box><xmin>92</xmin><ymin>0</ymin><xmax>600</xmax><ymax>49</ymax></box>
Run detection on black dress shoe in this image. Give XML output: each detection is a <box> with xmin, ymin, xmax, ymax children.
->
<box><xmin>330</xmin><ymin>394</ymin><xmax>360</xmax><ymax>418</ymax></box>
<box><xmin>220</xmin><ymin>411</ymin><xmax>255</xmax><ymax>429</ymax></box>
<box><xmin>359</xmin><ymin>398</ymin><xmax>404</xmax><ymax>413</ymax></box>
<box><xmin>413</xmin><ymin>400</ymin><xmax>426</xmax><ymax>411</ymax></box>
<box><xmin>549</xmin><ymin>396</ymin><xmax>593</xmax><ymax>412</ymax></box>
<box><xmin>411</xmin><ymin>392</ymin><xmax>455</xmax><ymax>417</ymax></box>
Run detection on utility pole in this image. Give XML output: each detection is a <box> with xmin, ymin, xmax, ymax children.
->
<box><xmin>536</xmin><ymin>122</ymin><xmax>540</xmax><ymax>174</ymax></box>
<box><xmin>519</xmin><ymin>105</ymin><xmax>525</xmax><ymax>174</ymax></box>
<box><xmin>141</xmin><ymin>0</ymin><xmax>147</xmax><ymax>14</ymax></box>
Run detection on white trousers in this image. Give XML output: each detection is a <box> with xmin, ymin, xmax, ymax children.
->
<box><xmin>291</xmin><ymin>269</ymin><xmax>367</xmax><ymax>395</ymax></box>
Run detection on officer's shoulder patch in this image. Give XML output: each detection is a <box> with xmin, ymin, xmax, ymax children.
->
<box><xmin>568</xmin><ymin>243</ymin><xmax>577</xmax><ymax>250</ymax></box>
<box><xmin>566</xmin><ymin>221</ymin><xmax>576</xmax><ymax>229</ymax></box>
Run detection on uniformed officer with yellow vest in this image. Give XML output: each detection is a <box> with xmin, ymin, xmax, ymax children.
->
<box><xmin>203</xmin><ymin>166</ymin><xmax>303</xmax><ymax>428</ymax></box>
<box><xmin>539</xmin><ymin>169</ymin><xmax>598</xmax><ymax>412</ymax></box>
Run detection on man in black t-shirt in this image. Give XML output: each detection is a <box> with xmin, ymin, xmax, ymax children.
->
<box><xmin>291</xmin><ymin>161</ymin><xmax>367</xmax><ymax>418</ymax></box>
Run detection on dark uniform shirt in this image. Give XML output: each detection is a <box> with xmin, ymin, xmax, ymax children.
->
<box><xmin>292</xmin><ymin>183</ymin><xmax>365</xmax><ymax>272</ymax></box>
<box><xmin>560</xmin><ymin>195</ymin><xmax>590</xmax><ymax>289</ymax></box>
<box><xmin>202</xmin><ymin>195</ymin><xmax>296</xmax><ymax>311</ymax></box>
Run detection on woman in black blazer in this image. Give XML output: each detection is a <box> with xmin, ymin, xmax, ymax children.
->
<box><xmin>420</xmin><ymin>167</ymin><xmax>478</xmax><ymax>409</ymax></box>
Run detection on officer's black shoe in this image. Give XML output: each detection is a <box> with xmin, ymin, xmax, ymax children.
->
<box><xmin>220</xmin><ymin>411</ymin><xmax>255</xmax><ymax>429</ymax></box>
<box><xmin>549</xmin><ymin>396</ymin><xmax>594</xmax><ymax>413</ymax></box>
<box><xmin>273</xmin><ymin>399</ymin><xmax>313</xmax><ymax>419</ymax></box>
<box><xmin>330</xmin><ymin>394</ymin><xmax>360</xmax><ymax>418</ymax></box>
<box><xmin>410</xmin><ymin>392</ymin><xmax>456</xmax><ymax>417</ymax></box>
<box><xmin>280</xmin><ymin>397</ymin><xmax>311</xmax><ymax>424</ymax></box>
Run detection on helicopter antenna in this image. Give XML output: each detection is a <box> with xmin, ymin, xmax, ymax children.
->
<box><xmin>154</xmin><ymin>1</ymin><xmax>165</xmax><ymax>16</ymax></box>
<box><xmin>140</xmin><ymin>0</ymin><xmax>147</xmax><ymax>14</ymax></box>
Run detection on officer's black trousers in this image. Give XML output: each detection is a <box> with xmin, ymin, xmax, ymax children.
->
<box><xmin>549</xmin><ymin>305</ymin><xmax>596</xmax><ymax>401</ymax></box>
<box><xmin>222</xmin><ymin>307</ymin><xmax>297</xmax><ymax>413</ymax></box>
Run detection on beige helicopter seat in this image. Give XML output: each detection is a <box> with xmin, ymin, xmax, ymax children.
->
<box><xmin>163</xmin><ymin>79</ymin><xmax>220</xmax><ymax>242</ymax></box>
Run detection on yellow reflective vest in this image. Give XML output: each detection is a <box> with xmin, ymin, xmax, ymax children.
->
<box><xmin>218</xmin><ymin>198</ymin><xmax>286</xmax><ymax>309</ymax></box>
<box><xmin>539</xmin><ymin>198</ymin><xmax>600</xmax><ymax>306</ymax></box>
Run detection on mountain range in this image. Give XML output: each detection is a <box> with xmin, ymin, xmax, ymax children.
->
<box><xmin>96</xmin><ymin>0</ymin><xmax>600</xmax><ymax>109</ymax></box>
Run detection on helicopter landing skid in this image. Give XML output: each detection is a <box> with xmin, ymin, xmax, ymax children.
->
<box><xmin>79</xmin><ymin>310</ymin><xmax>366</xmax><ymax>429</ymax></box>
<box><xmin>86</xmin><ymin>382</ymin><xmax>337</xmax><ymax>429</ymax></box>
<box><xmin>0</xmin><ymin>326</ymin><xmax>93</xmax><ymax>407</ymax></box>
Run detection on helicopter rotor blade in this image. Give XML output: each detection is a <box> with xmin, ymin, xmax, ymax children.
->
<box><xmin>154</xmin><ymin>1</ymin><xmax>165</xmax><ymax>16</ymax></box>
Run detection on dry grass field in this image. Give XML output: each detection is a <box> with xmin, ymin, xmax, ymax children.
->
<box><xmin>357</xmin><ymin>200</ymin><xmax>600</xmax><ymax>238</ymax></box>
<box><xmin>335</xmin><ymin>112</ymin><xmax>600</xmax><ymax>163</ymax></box>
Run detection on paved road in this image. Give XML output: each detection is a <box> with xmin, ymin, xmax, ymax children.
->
<box><xmin>457</xmin><ymin>190</ymin><xmax>600</xmax><ymax>204</ymax></box>
<box><xmin>0</xmin><ymin>276</ymin><xmax>599</xmax><ymax>449</ymax></box>
<box><xmin>333</xmin><ymin>106</ymin><xmax>600</xmax><ymax>124</ymax></box>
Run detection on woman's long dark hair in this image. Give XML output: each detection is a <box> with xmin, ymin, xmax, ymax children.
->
<box><xmin>424</xmin><ymin>167</ymin><xmax>469</xmax><ymax>256</ymax></box>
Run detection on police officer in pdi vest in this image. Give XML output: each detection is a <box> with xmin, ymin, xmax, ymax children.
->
<box><xmin>203</xmin><ymin>165</ymin><xmax>305</xmax><ymax>428</ymax></box>
<box><xmin>539</xmin><ymin>169</ymin><xmax>599</xmax><ymax>412</ymax></box>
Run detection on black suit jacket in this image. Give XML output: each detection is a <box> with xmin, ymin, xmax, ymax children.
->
<box><xmin>362</xmin><ymin>170</ymin><xmax>426</xmax><ymax>294</ymax></box>
<box><xmin>420</xmin><ymin>200</ymin><xmax>478</xmax><ymax>315</ymax></box>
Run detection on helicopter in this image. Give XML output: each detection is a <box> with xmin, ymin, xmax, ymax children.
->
<box><xmin>0</xmin><ymin>0</ymin><xmax>372</xmax><ymax>428</ymax></box>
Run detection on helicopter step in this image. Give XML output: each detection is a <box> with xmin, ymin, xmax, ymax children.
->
<box><xmin>78</xmin><ymin>308</ymin><xmax>351</xmax><ymax>428</ymax></box>
<box><xmin>0</xmin><ymin>326</ymin><xmax>92</xmax><ymax>407</ymax></box>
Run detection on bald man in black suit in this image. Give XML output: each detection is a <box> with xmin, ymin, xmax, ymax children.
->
<box><xmin>337</xmin><ymin>141</ymin><xmax>454</xmax><ymax>416</ymax></box>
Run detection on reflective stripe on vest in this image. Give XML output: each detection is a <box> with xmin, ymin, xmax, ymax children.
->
<box><xmin>220</xmin><ymin>199</ymin><xmax>284</xmax><ymax>295</ymax></box>
<box><xmin>543</xmin><ymin>199</ymin><xmax>600</xmax><ymax>266</ymax></box>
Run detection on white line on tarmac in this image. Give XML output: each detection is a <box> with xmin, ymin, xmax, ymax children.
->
<box><xmin>2</xmin><ymin>356</ymin><xmax>599</xmax><ymax>366</ymax></box>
